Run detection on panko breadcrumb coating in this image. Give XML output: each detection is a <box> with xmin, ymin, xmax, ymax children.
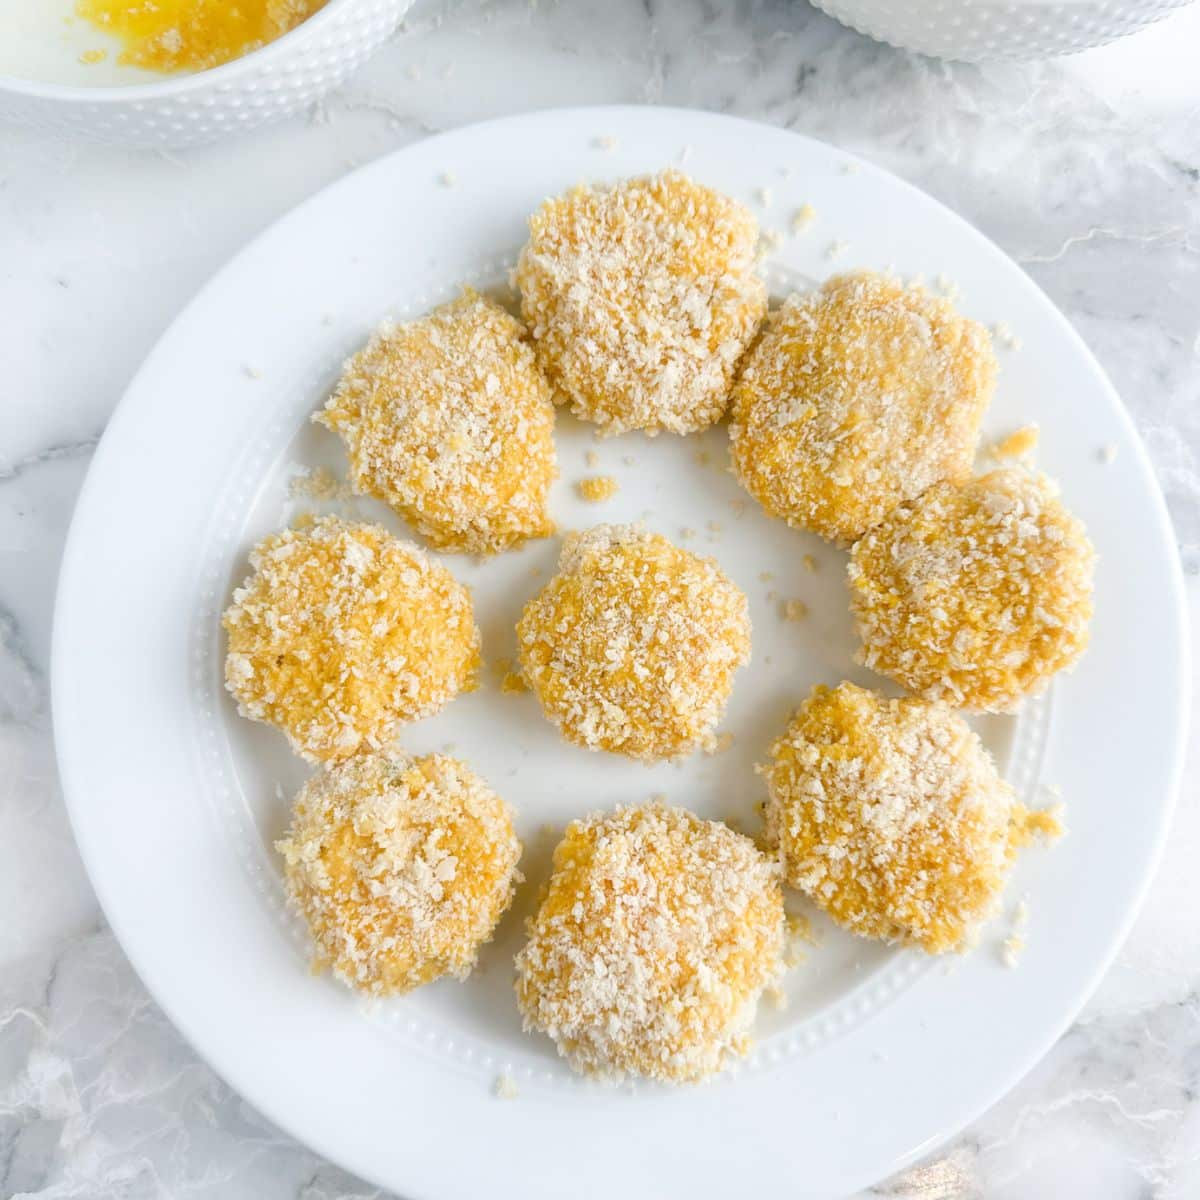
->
<box><xmin>849</xmin><ymin>470</ymin><xmax>1095</xmax><ymax>712</ymax></box>
<box><xmin>317</xmin><ymin>292</ymin><xmax>557</xmax><ymax>555</ymax></box>
<box><xmin>516</xmin><ymin>525</ymin><xmax>751</xmax><ymax>760</ymax></box>
<box><xmin>763</xmin><ymin>683</ymin><xmax>1060</xmax><ymax>953</ymax></box>
<box><xmin>515</xmin><ymin>803</ymin><xmax>784</xmax><ymax>1082</ymax></box>
<box><xmin>223</xmin><ymin>516</ymin><xmax>479</xmax><ymax>762</ymax></box>
<box><xmin>730</xmin><ymin>271</ymin><xmax>997</xmax><ymax>544</ymax></box>
<box><xmin>277</xmin><ymin>752</ymin><xmax>521</xmax><ymax>996</ymax></box>
<box><xmin>516</xmin><ymin>171</ymin><xmax>767</xmax><ymax>436</ymax></box>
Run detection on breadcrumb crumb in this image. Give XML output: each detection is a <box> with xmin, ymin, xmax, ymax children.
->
<box><xmin>501</xmin><ymin>671</ymin><xmax>529</xmax><ymax>695</ymax></box>
<box><xmin>791</xmin><ymin>204</ymin><xmax>816</xmax><ymax>233</ymax></box>
<box><xmin>578</xmin><ymin>475</ymin><xmax>620</xmax><ymax>502</ymax></box>
<box><xmin>991</xmin><ymin>321</ymin><xmax>1022</xmax><ymax>351</ymax></box>
<box><xmin>781</xmin><ymin>599</ymin><xmax>808</xmax><ymax>622</ymax></box>
<box><xmin>287</xmin><ymin>465</ymin><xmax>352</xmax><ymax>502</ymax></box>
<box><xmin>935</xmin><ymin>273</ymin><xmax>961</xmax><ymax>302</ymax></box>
<box><xmin>991</xmin><ymin>424</ymin><xmax>1040</xmax><ymax>461</ymax></box>
<box><xmin>782</xmin><ymin>912</ymin><xmax>818</xmax><ymax>968</ymax></box>
<box><xmin>1001</xmin><ymin>898</ymin><xmax>1030</xmax><ymax>968</ymax></box>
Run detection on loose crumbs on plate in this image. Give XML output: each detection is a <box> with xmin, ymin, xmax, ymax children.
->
<box><xmin>708</xmin><ymin>731</ymin><xmax>736</xmax><ymax>754</ymax></box>
<box><xmin>990</xmin><ymin>424</ymin><xmax>1040</xmax><ymax>461</ymax></box>
<box><xmin>577</xmin><ymin>475</ymin><xmax>620</xmax><ymax>502</ymax></box>
<box><xmin>1001</xmin><ymin>898</ymin><xmax>1031</xmax><ymax>968</ymax></box>
<box><xmin>791</xmin><ymin>203</ymin><xmax>817</xmax><ymax>233</ymax></box>
<box><xmin>501</xmin><ymin>671</ymin><xmax>529</xmax><ymax>694</ymax></box>
<box><xmin>287</xmin><ymin>465</ymin><xmax>353</xmax><ymax>502</ymax></box>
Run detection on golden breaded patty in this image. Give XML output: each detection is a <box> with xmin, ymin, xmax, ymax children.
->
<box><xmin>763</xmin><ymin>683</ymin><xmax>1060</xmax><ymax>953</ymax></box>
<box><xmin>223</xmin><ymin>516</ymin><xmax>479</xmax><ymax>761</ymax></box>
<box><xmin>849</xmin><ymin>470</ymin><xmax>1094</xmax><ymax>712</ymax></box>
<box><xmin>516</xmin><ymin>171</ymin><xmax>767</xmax><ymax>435</ymax></box>
<box><xmin>730</xmin><ymin>271</ymin><xmax>996</xmax><ymax>544</ymax></box>
<box><xmin>515</xmin><ymin>803</ymin><xmax>784</xmax><ymax>1082</ymax></box>
<box><xmin>278</xmin><ymin>752</ymin><xmax>521</xmax><ymax>996</ymax></box>
<box><xmin>516</xmin><ymin>525</ymin><xmax>750</xmax><ymax>760</ymax></box>
<box><xmin>317</xmin><ymin>292</ymin><xmax>557</xmax><ymax>555</ymax></box>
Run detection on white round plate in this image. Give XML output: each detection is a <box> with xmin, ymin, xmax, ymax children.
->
<box><xmin>53</xmin><ymin>107</ymin><xmax>1188</xmax><ymax>1199</ymax></box>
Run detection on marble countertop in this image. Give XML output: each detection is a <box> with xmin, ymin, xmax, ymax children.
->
<box><xmin>2</xmin><ymin>1</ymin><xmax>1198</xmax><ymax>1196</ymax></box>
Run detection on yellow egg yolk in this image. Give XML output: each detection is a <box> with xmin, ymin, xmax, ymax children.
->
<box><xmin>77</xmin><ymin>0</ymin><xmax>326</xmax><ymax>74</ymax></box>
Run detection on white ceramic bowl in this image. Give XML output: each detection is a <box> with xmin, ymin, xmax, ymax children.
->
<box><xmin>0</xmin><ymin>0</ymin><xmax>413</xmax><ymax>148</ymax></box>
<box><xmin>812</xmin><ymin>0</ymin><xmax>1195</xmax><ymax>60</ymax></box>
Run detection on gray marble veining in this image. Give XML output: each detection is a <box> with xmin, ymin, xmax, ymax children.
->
<box><xmin>2</xmin><ymin>1</ymin><xmax>1198</xmax><ymax>1196</ymax></box>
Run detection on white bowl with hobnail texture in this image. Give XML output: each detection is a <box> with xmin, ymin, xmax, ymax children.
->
<box><xmin>812</xmin><ymin>0</ymin><xmax>1195</xmax><ymax>60</ymax></box>
<box><xmin>0</xmin><ymin>0</ymin><xmax>413</xmax><ymax>147</ymax></box>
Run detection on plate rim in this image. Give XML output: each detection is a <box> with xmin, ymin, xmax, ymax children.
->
<box><xmin>51</xmin><ymin>104</ymin><xmax>1192</xmax><ymax>1199</ymax></box>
